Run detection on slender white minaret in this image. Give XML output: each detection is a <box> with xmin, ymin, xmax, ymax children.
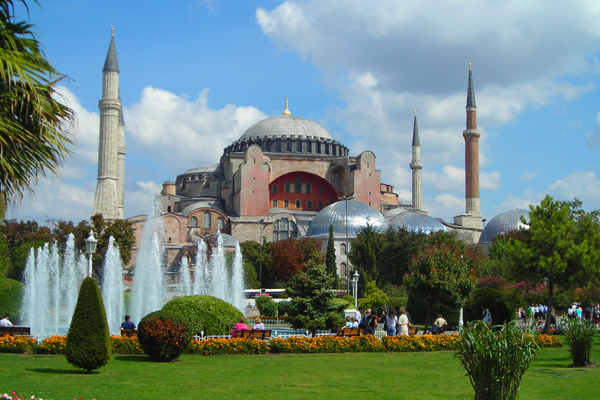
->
<box><xmin>117</xmin><ymin>94</ymin><xmax>126</xmax><ymax>219</ymax></box>
<box><xmin>410</xmin><ymin>110</ymin><xmax>422</xmax><ymax>211</ymax></box>
<box><xmin>92</xmin><ymin>27</ymin><xmax>121</xmax><ymax>220</ymax></box>
<box><xmin>464</xmin><ymin>62</ymin><xmax>481</xmax><ymax>217</ymax></box>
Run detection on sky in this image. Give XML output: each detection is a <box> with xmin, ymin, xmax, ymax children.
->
<box><xmin>9</xmin><ymin>0</ymin><xmax>600</xmax><ymax>226</ymax></box>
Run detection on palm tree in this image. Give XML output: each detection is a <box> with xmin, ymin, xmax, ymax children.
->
<box><xmin>0</xmin><ymin>0</ymin><xmax>74</xmax><ymax>202</ymax></box>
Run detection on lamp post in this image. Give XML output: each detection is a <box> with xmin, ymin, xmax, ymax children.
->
<box><xmin>258</xmin><ymin>219</ymin><xmax>266</xmax><ymax>289</ymax></box>
<box><xmin>338</xmin><ymin>195</ymin><xmax>354</xmax><ymax>294</ymax></box>
<box><xmin>84</xmin><ymin>230</ymin><xmax>98</xmax><ymax>277</ymax></box>
<box><xmin>352</xmin><ymin>270</ymin><xmax>359</xmax><ymax>308</ymax></box>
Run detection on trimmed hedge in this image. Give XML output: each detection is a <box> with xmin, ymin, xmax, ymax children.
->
<box><xmin>0</xmin><ymin>278</ymin><xmax>23</xmax><ymax>323</ymax></box>
<box><xmin>65</xmin><ymin>277</ymin><xmax>111</xmax><ymax>373</ymax></box>
<box><xmin>162</xmin><ymin>295</ymin><xmax>244</xmax><ymax>336</ymax></box>
<box><xmin>138</xmin><ymin>310</ymin><xmax>192</xmax><ymax>362</ymax></box>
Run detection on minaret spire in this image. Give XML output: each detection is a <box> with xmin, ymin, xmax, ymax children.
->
<box><xmin>410</xmin><ymin>109</ymin><xmax>423</xmax><ymax>211</ymax></box>
<box><xmin>463</xmin><ymin>62</ymin><xmax>481</xmax><ymax>217</ymax></box>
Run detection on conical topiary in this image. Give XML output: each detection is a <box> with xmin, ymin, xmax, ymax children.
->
<box><xmin>65</xmin><ymin>277</ymin><xmax>111</xmax><ymax>373</ymax></box>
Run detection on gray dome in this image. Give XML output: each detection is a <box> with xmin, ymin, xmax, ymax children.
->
<box><xmin>239</xmin><ymin>115</ymin><xmax>332</xmax><ymax>141</ymax></box>
<box><xmin>389</xmin><ymin>212</ymin><xmax>448</xmax><ymax>234</ymax></box>
<box><xmin>184</xmin><ymin>163</ymin><xmax>223</xmax><ymax>175</ymax></box>
<box><xmin>305</xmin><ymin>200</ymin><xmax>388</xmax><ymax>237</ymax></box>
<box><xmin>478</xmin><ymin>209</ymin><xmax>530</xmax><ymax>244</ymax></box>
<box><xmin>163</xmin><ymin>179</ymin><xmax>175</xmax><ymax>185</ymax></box>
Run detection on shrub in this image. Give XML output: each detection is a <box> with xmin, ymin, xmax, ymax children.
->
<box><xmin>277</xmin><ymin>301</ymin><xmax>293</xmax><ymax>316</ymax></box>
<box><xmin>65</xmin><ymin>277</ymin><xmax>111</xmax><ymax>373</ymax></box>
<box><xmin>111</xmin><ymin>335</ymin><xmax>143</xmax><ymax>355</ymax></box>
<box><xmin>162</xmin><ymin>295</ymin><xmax>244</xmax><ymax>336</ymax></box>
<box><xmin>456</xmin><ymin>322</ymin><xmax>538</xmax><ymax>400</ymax></box>
<box><xmin>255</xmin><ymin>295</ymin><xmax>277</xmax><ymax>317</ymax></box>
<box><xmin>138</xmin><ymin>310</ymin><xmax>191</xmax><ymax>362</ymax></box>
<box><xmin>562</xmin><ymin>318</ymin><xmax>597</xmax><ymax>367</ymax></box>
<box><xmin>464</xmin><ymin>287</ymin><xmax>513</xmax><ymax>325</ymax></box>
<box><xmin>0</xmin><ymin>278</ymin><xmax>23</xmax><ymax>323</ymax></box>
<box><xmin>341</xmin><ymin>295</ymin><xmax>355</xmax><ymax>305</ymax></box>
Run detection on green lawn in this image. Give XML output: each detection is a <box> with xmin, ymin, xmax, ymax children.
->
<box><xmin>1</xmin><ymin>345</ymin><xmax>599</xmax><ymax>399</ymax></box>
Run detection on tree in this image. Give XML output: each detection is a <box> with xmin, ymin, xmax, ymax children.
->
<box><xmin>378</xmin><ymin>227</ymin><xmax>428</xmax><ymax>287</ymax></box>
<box><xmin>404</xmin><ymin>244</ymin><xmax>477</xmax><ymax>329</ymax></box>
<box><xmin>65</xmin><ymin>277</ymin><xmax>111</xmax><ymax>373</ymax></box>
<box><xmin>239</xmin><ymin>240</ymin><xmax>275</xmax><ymax>287</ymax></box>
<box><xmin>348</xmin><ymin>224</ymin><xmax>386</xmax><ymax>296</ymax></box>
<box><xmin>0</xmin><ymin>0</ymin><xmax>74</xmax><ymax>202</ymax></box>
<box><xmin>286</xmin><ymin>260</ymin><xmax>345</xmax><ymax>335</ymax></box>
<box><xmin>358</xmin><ymin>281</ymin><xmax>389</xmax><ymax>310</ymax></box>
<box><xmin>504</xmin><ymin>195</ymin><xmax>600</xmax><ymax>334</ymax></box>
<box><xmin>325</xmin><ymin>224</ymin><xmax>338</xmax><ymax>286</ymax></box>
<box><xmin>271</xmin><ymin>237</ymin><xmax>324</xmax><ymax>282</ymax></box>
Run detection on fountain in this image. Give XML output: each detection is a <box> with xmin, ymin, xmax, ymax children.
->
<box><xmin>102</xmin><ymin>237</ymin><xmax>125</xmax><ymax>335</ymax></box>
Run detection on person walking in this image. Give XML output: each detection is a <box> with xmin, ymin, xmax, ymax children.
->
<box><xmin>385</xmin><ymin>310</ymin><xmax>397</xmax><ymax>336</ymax></box>
<box><xmin>396</xmin><ymin>308</ymin><xmax>411</xmax><ymax>336</ymax></box>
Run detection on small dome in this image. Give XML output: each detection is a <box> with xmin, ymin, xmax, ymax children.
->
<box><xmin>163</xmin><ymin>179</ymin><xmax>175</xmax><ymax>185</ymax></box>
<box><xmin>305</xmin><ymin>200</ymin><xmax>388</xmax><ymax>237</ymax></box>
<box><xmin>389</xmin><ymin>212</ymin><xmax>448</xmax><ymax>234</ymax></box>
<box><xmin>184</xmin><ymin>164</ymin><xmax>223</xmax><ymax>175</ymax></box>
<box><xmin>478</xmin><ymin>209</ymin><xmax>530</xmax><ymax>244</ymax></box>
<box><xmin>238</xmin><ymin>115</ymin><xmax>333</xmax><ymax>142</ymax></box>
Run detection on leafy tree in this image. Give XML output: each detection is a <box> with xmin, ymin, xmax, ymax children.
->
<box><xmin>0</xmin><ymin>0</ymin><xmax>74</xmax><ymax>202</ymax></box>
<box><xmin>286</xmin><ymin>260</ymin><xmax>345</xmax><ymax>335</ymax></box>
<box><xmin>504</xmin><ymin>195</ymin><xmax>600</xmax><ymax>334</ymax></box>
<box><xmin>65</xmin><ymin>277</ymin><xmax>111</xmax><ymax>373</ymax></box>
<box><xmin>358</xmin><ymin>281</ymin><xmax>389</xmax><ymax>310</ymax></box>
<box><xmin>325</xmin><ymin>224</ymin><xmax>338</xmax><ymax>286</ymax></box>
<box><xmin>271</xmin><ymin>237</ymin><xmax>324</xmax><ymax>281</ymax></box>
<box><xmin>404</xmin><ymin>244</ymin><xmax>477</xmax><ymax>329</ymax></box>
<box><xmin>378</xmin><ymin>227</ymin><xmax>428</xmax><ymax>287</ymax></box>
<box><xmin>239</xmin><ymin>240</ymin><xmax>274</xmax><ymax>288</ymax></box>
<box><xmin>348</xmin><ymin>224</ymin><xmax>386</xmax><ymax>296</ymax></box>
<box><xmin>243</xmin><ymin>259</ymin><xmax>259</xmax><ymax>289</ymax></box>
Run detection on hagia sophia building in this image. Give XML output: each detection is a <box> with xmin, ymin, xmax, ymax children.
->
<box><xmin>93</xmin><ymin>32</ymin><xmax>521</xmax><ymax>282</ymax></box>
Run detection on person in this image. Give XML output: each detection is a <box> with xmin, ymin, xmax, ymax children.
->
<box><xmin>379</xmin><ymin>310</ymin><xmax>387</xmax><ymax>332</ymax></box>
<box><xmin>120</xmin><ymin>315</ymin><xmax>136</xmax><ymax>331</ymax></box>
<box><xmin>429</xmin><ymin>314</ymin><xmax>447</xmax><ymax>334</ymax></box>
<box><xmin>385</xmin><ymin>310</ymin><xmax>397</xmax><ymax>336</ymax></box>
<box><xmin>365</xmin><ymin>310</ymin><xmax>378</xmax><ymax>335</ymax></box>
<box><xmin>396</xmin><ymin>308</ymin><xmax>410</xmax><ymax>335</ymax></box>
<box><xmin>0</xmin><ymin>314</ymin><xmax>12</xmax><ymax>327</ymax></box>
<box><xmin>359</xmin><ymin>309</ymin><xmax>370</xmax><ymax>330</ymax></box>
<box><xmin>231</xmin><ymin>317</ymin><xmax>250</xmax><ymax>337</ymax></box>
<box><xmin>355</xmin><ymin>307</ymin><xmax>363</xmax><ymax>323</ymax></box>
<box><xmin>253</xmin><ymin>318</ymin><xmax>265</xmax><ymax>330</ymax></box>
<box><xmin>482</xmin><ymin>306</ymin><xmax>492</xmax><ymax>327</ymax></box>
<box><xmin>350</xmin><ymin>317</ymin><xmax>359</xmax><ymax>328</ymax></box>
<box><xmin>344</xmin><ymin>316</ymin><xmax>353</xmax><ymax>328</ymax></box>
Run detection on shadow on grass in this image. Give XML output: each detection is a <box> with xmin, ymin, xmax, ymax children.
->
<box><xmin>26</xmin><ymin>368</ymin><xmax>94</xmax><ymax>375</ymax></box>
<box><xmin>114</xmin><ymin>355</ymin><xmax>151</xmax><ymax>362</ymax></box>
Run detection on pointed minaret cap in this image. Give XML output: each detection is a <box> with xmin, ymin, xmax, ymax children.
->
<box><xmin>412</xmin><ymin>109</ymin><xmax>420</xmax><ymax>146</ymax></box>
<box><xmin>103</xmin><ymin>26</ymin><xmax>119</xmax><ymax>72</ymax></box>
<box><xmin>466</xmin><ymin>61</ymin><xmax>476</xmax><ymax>108</ymax></box>
<box><xmin>282</xmin><ymin>96</ymin><xmax>291</xmax><ymax>115</ymax></box>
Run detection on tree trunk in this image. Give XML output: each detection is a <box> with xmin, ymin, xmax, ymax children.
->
<box><xmin>542</xmin><ymin>280</ymin><xmax>553</xmax><ymax>335</ymax></box>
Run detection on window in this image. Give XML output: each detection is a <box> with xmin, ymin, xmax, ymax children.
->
<box><xmin>333</xmin><ymin>146</ymin><xmax>337</xmax><ymax>156</ymax></box>
<box><xmin>286</xmin><ymin>140</ymin><xmax>292</xmax><ymax>152</ymax></box>
<box><xmin>318</xmin><ymin>200</ymin><xmax>324</xmax><ymax>210</ymax></box>
<box><xmin>284</xmin><ymin>199</ymin><xmax>290</xmax><ymax>208</ymax></box>
<box><xmin>307</xmin><ymin>200</ymin><xmax>313</xmax><ymax>209</ymax></box>
<box><xmin>325</xmin><ymin>144</ymin><xmax>329</xmax><ymax>155</ymax></box>
<box><xmin>203</xmin><ymin>212</ymin><xmax>211</xmax><ymax>229</ymax></box>
<box><xmin>276</xmin><ymin>140</ymin><xmax>282</xmax><ymax>152</ymax></box>
<box><xmin>307</xmin><ymin>141</ymin><xmax>312</xmax><ymax>153</ymax></box>
<box><xmin>306</xmin><ymin>181</ymin><xmax>312</xmax><ymax>193</ymax></box>
<box><xmin>295</xmin><ymin>199</ymin><xmax>301</xmax><ymax>209</ymax></box>
<box><xmin>265</xmin><ymin>141</ymin><xmax>271</xmax><ymax>151</ymax></box>
<box><xmin>317</xmin><ymin>143</ymin><xmax>321</xmax><ymax>154</ymax></box>
<box><xmin>340</xmin><ymin>262</ymin><xmax>347</xmax><ymax>277</ymax></box>
<box><xmin>280</xmin><ymin>218</ymin><xmax>289</xmax><ymax>230</ymax></box>
<box><xmin>296</xmin><ymin>140</ymin><xmax>302</xmax><ymax>152</ymax></box>
<box><xmin>273</xmin><ymin>220</ymin><xmax>279</xmax><ymax>230</ymax></box>
<box><xmin>167</xmin><ymin>206</ymin><xmax>171</xmax><ymax>212</ymax></box>
<box><xmin>284</xmin><ymin>181</ymin><xmax>291</xmax><ymax>193</ymax></box>
<box><xmin>273</xmin><ymin>232</ymin><xmax>279</xmax><ymax>242</ymax></box>
<box><xmin>189</xmin><ymin>217</ymin><xmax>198</xmax><ymax>227</ymax></box>
<box><xmin>319</xmin><ymin>186</ymin><xmax>324</xmax><ymax>195</ymax></box>
<box><xmin>272</xmin><ymin>184</ymin><xmax>279</xmax><ymax>194</ymax></box>
<box><xmin>272</xmin><ymin>217</ymin><xmax>297</xmax><ymax>241</ymax></box>
<box><xmin>217</xmin><ymin>217</ymin><xmax>224</xmax><ymax>231</ymax></box>
<box><xmin>272</xmin><ymin>199</ymin><xmax>278</xmax><ymax>208</ymax></box>
<box><xmin>295</xmin><ymin>177</ymin><xmax>301</xmax><ymax>193</ymax></box>
<box><xmin>341</xmin><ymin>243</ymin><xmax>347</xmax><ymax>255</ymax></box>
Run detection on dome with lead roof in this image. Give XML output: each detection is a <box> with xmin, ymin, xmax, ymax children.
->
<box><xmin>305</xmin><ymin>200</ymin><xmax>388</xmax><ymax>237</ymax></box>
<box><xmin>389</xmin><ymin>212</ymin><xmax>447</xmax><ymax>234</ymax></box>
<box><xmin>478</xmin><ymin>209</ymin><xmax>530</xmax><ymax>244</ymax></box>
<box><xmin>238</xmin><ymin>115</ymin><xmax>333</xmax><ymax>142</ymax></box>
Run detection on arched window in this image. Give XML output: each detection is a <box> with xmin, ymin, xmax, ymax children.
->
<box><xmin>284</xmin><ymin>181</ymin><xmax>291</xmax><ymax>193</ymax></box>
<box><xmin>340</xmin><ymin>243</ymin><xmax>347</xmax><ymax>255</ymax></box>
<box><xmin>272</xmin><ymin>217</ymin><xmax>297</xmax><ymax>241</ymax></box>
<box><xmin>203</xmin><ymin>212</ymin><xmax>211</xmax><ymax>229</ymax></box>
<box><xmin>318</xmin><ymin>200</ymin><xmax>324</xmax><ymax>210</ymax></box>
<box><xmin>295</xmin><ymin>199</ymin><xmax>301</xmax><ymax>209</ymax></box>
<box><xmin>295</xmin><ymin>177</ymin><xmax>301</xmax><ymax>193</ymax></box>
<box><xmin>167</xmin><ymin>206</ymin><xmax>171</xmax><ymax>212</ymax></box>
<box><xmin>217</xmin><ymin>217</ymin><xmax>224</xmax><ymax>231</ymax></box>
<box><xmin>340</xmin><ymin>262</ymin><xmax>347</xmax><ymax>277</ymax></box>
<box><xmin>307</xmin><ymin>200</ymin><xmax>313</xmax><ymax>209</ymax></box>
<box><xmin>318</xmin><ymin>186</ymin><xmax>323</xmax><ymax>195</ymax></box>
<box><xmin>296</xmin><ymin>140</ymin><xmax>302</xmax><ymax>152</ymax></box>
<box><xmin>272</xmin><ymin>199</ymin><xmax>278</xmax><ymax>208</ymax></box>
<box><xmin>272</xmin><ymin>184</ymin><xmax>279</xmax><ymax>194</ymax></box>
<box><xmin>307</xmin><ymin>141</ymin><xmax>312</xmax><ymax>153</ymax></box>
<box><xmin>189</xmin><ymin>217</ymin><xmax>198</xmax><ymax>227</ymax></box>
<box><xmin>284</xmin><ymin>199</ymin><xmax>290</xmax><ymax>208</ymax></box>
<box><xmin>276</xmin><ymin>140</ymin><xmax>282</xmax><ymax>152</ymax></box>
<box><xmin>306</xmin><ymin>181</ymin><xmax>312</xmax><ymax>193</ymax></box>
<box><xmin>286</xmin><ymin>140</ymin><xmax>292</xmax><ymax>152</ymax></box>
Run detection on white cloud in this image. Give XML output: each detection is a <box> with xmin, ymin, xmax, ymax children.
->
<box><xmin>547</xmin><ymin>171</ymin><xmax>600</xmax><ymax>207</ymax></box>
<box><xmin>520</xmin><ymin>171</ymin><xmax>539</xmax><ymax>183</ymax></box>
<box><xmin>480</xmin><ymin>171</ymin><xmax>500</xmax><ymax>190</ymax></box>
<box><xmin>499</xmin><ymin>195</ymin><xmax>537</xmax><ymax>212</ymax></box>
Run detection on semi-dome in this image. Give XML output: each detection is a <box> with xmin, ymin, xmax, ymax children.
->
<box><xmin>389</xmin><ymin>212</ymin><xmax>448</xmax><ymax>234</ymax></box>
<box><xmin>305</xmin><ymin>200</ymin><xmax>388</xmax><ymax>237</ymax></box>
<box><xmin>478</xmin><ymin>209</ymin><xmax>530</xmax><ymax>244</ymax></box>
<box><xmin>239</xmin><ymin>115</ymin><xmax>333</xmax><ymax>142</ymax></box>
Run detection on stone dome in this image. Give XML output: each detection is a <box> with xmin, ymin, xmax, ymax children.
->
<box><xmin>305</xmin><ymin>200</ymin><xmax>388</xmax><ymax>237</ymax></box>
<box><xmin>239</xmin><ymin>115</ymin><xmax>333</xmax><ymax>142</ymax></box>
<box><xmin>478</xmin><ymin>209</ymin><xmax>530</xmax><ymax>244</ymax></box>
<box><xmin>389</xmin><ymin>212</ymin><xmax>447</xmax><ymax>234</ymax></box>
<box><xmin>163</xmin><ymin>179</ymin><xmax>175</xmax><ymax>185</ymax></box>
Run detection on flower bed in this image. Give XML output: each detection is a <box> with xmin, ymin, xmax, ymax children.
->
<box><xmin>383</xmin><ymin>334</ymin><xmax>462</xmax><ymax>352</ymax></box>
<box><xmin>184</xmin><ymin>338</ymin><xmax>269</xmax><ymax>356</ymax></box>
<box><xmin>34</xmin><ymin>335</ymin><xmax>67</xmax><ymax>355</ymax></box>
<box><xmin>0</xmin><ymin>335</ymin><xmax>36</xmax><ymax>354</ymax></box>
<box><xmin>535</xmin><ymin>334</ymin><xmax>562</xmax><ymax>348</ymax></box>
<box><xmin>111</xmin><ymin>335</ymin><xmax>144</xmax><ymax>355</ymax></box>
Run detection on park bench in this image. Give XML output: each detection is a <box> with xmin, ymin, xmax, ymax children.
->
<box><xmin>0</xmin><ymin>326</ymin><xmax>31</xmax><ymax>336</ymax></box>
<box><xmin>408</xmin><ymin>326</ymin><xmax>419</xmax><ymax>336</ymax></box>
<box><xmin>234</xmin><ymin>329</ymin><xmax>272</xmax><ymax>340</ymax></box>
<box><xmin>120</xmin><ymin>329</ymin><xmax>137</xmax><ymax>338</ymax></box>
<box><xmin>336</xmin><ymin>327</ymin><xmax>363</xmax><ymax>337</ymax></box>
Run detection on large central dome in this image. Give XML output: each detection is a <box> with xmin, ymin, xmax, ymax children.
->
<box><xmin>239</xmin><ymin>115</ymin><xmax>333</xmax><ymax>141</ymax></box>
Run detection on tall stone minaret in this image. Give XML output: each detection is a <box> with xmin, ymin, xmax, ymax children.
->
<box><xmin>409</xmin><ymin>109</ymin><xmax>422</xmax><ymax>211</ymax></box>
<box><xmin>117</xmin><ymin>95</ymin><xmax>126</xmax><ymax>219</ymax></box>
<box><xmin>463</xmin><ymin>62</ymin><xmax>481</xmax><ymax>218</ymax></box>
<box><xmin>92</xmin><ymin>28</ymin><xmax>121</xmax><ymax>221</ymax></box>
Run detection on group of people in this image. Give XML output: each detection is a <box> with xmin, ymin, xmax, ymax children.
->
<box><xmin>567</xmin><ymin>303</ymin><xmax>600</xmax><ymax>323</ymax></box>
<box><xmin>353</xmin><ymin>307</ymin><xmax>413</xmax><ymax>336</ymax></box>
<box><xmin>231</xmin><ymin>317</ymin><xmax>264</xmax><ymax>337</ymax></box>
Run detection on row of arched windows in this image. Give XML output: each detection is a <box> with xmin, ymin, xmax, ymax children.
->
<box><xmin>272</xmin><ymin>198</ymin><xmax>325</xmax><ymax>210</ymax></box>
<box><xmin>189</xmin><ymin>212</ymin><xmax>225</xmax><ymax>230</ymax></box>
<box><xmin>272</xmin><ymin>180</ymin><xmax>323</xmax><ymax>195</ymax></box>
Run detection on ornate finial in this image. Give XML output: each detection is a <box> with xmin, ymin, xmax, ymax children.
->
<box><xmin>111</xmin><ymin>25</ymin><xmax>114</xmax><ymax>36</ymax></box>
<box><xmin>282</xmin><ymin>96</ymin><xmax>291</xmax><ymax>115</ymax></box>
<box><xmin>469</xmin><ymin>61</ymin><xmax>472</xmax><ymax>70</ymax></box>
<box><xmin>414</xmin><ymin>109</ymin><xmax>417</xmax><ymax>117</ymax></box>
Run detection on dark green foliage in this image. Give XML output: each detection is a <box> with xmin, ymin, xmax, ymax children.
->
<box><xmin>562</xmin><ymin>318</ymin><xmax>597</xmax><ymax>367</ymax></box>
<box><xmin>456</xmin><ymin>322</ymin><xmax>538</xmax><ymax>400</ymax></box>
<box><xmin>65</xmin><ymin>277</ymin><xmax>111</xmax><ymax>373</ymax></box>
<box><xmin>243</xmin><ymin>260</ymin><xmax>259</xmax><ymax>289</ymax></box>
<box><xmin>162</xmin><ymin>295</ymin><xmax>243</xmax><ymax>336</ymax></box>
<box><xmin>137</xmin><ymin>310</ymin><xmax>192</xmax><ymax>362</ymax></box>
<box><xmin>341</xmin><ymin>294</ymin><xmax>355</xmax><ymax>305</ymax></box>
<box><xmin>240</xmin><ymin>240</ymin><xmax>275</xmax><ymax>288</ymax></box>
<box><xmin>348</xmin><ymin>224</ymin><xmax>386</xmax><ymax>295</ymax></box>
<box><xmin>277</xmin><ymin>300</ymin><xmax>293</xmax><ymax>316</ymax></box>
<box><xmin>255</xmin><ymin>295</ymin><xmax>278</xmax><ymax>317</ymax></box>
<box><xmin>0</xmin><ymin>278</ymin><xmax>22</xmax><ymax>323</ymax></box>
<box><xmin>464</xmin><ymin>287</ymin><xmax>514</xmax><ymax>326</ymax></box>
<box><xmin>325</xmin><ymin>224</ymin><xmax>338</xmax><ymax>286</ymax></box>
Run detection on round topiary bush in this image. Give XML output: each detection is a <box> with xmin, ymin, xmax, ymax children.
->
<box><xmin>138</xmin><ymin>310</ymin><xmax>192</xmax><ymax>362</ymax></box>
<box><xmin>162</xmin><ymin>295</ymin><xmax>244</xmax><ymax>336</ymax></box>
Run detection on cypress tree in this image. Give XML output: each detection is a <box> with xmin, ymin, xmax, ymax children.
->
<box><xmin>65</xmin><ymin>277</ymin><xmax>111</xmax><ymax>373</ymax></box>
<box><xmin>325</xmin><ymin>224</ymin><xmax>338</xmax><ymax>287</ymax></box>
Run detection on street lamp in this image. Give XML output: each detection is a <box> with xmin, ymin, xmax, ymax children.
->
<box><xmin>258</xmin><ymin>219</ymin><xmax>267</xmax><ymax>289</ymax></box>
<box><xmin>84</xmin><ymin>230</ymin><xmax>98</xmax><ymax>277</ymax></box>
<box><xmin>352</xmin><ymin>270</ymin><xmax>359</xmax><ymax>308</ymax></box>
<box><xmin>338</xmin><ymin>195</ymin><xmax>354</xmax><ymax>294</ymax></box>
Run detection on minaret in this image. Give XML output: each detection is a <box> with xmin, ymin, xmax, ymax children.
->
<box><xmin>409</xmin><ymin>109</ymin><xmax>422</xmax><ymax>211</ymax></box>
<box><xmin>463</xmin><ymin>62</ymin><xmax>481</xmax><ymax>218</ymax></box>
<box><xmin>117</xmin><ymin>94</ymin><xmax>126</xmax><ymax>219</ymax></box>
<box><xmin>92</xmin><ymin>27</ymin><xmax>121</xmax><ymax>221</ymax></box>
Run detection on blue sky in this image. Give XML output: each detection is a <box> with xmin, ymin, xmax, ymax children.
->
<box><xmin>10</xmin><ymin>0</ymin><xmax>600</xmax><ymax>226</ymax></box>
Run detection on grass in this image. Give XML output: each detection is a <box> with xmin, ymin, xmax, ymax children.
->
<box><xmin>1</xmin><ymin>343</ymin><xmax>599</xmax><ymax>399</ymax></box>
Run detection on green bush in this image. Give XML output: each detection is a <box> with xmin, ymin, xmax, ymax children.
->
<box><xmin>138</xmin><ymin>310</ymin><xmax>191</xmax><ymax>362</ymax></box>
<box><xmin>0</xmin><ymin>278</ymin><xmax>23</xmax><ymax>323</ymax></box>
<box><xmin>341</xmin><ymin>295</ymin><xmax>355</xmax><ymax>305</ymax></box>
<box><xmin>255</xmin><ymin>295</ymin><xmax>278</xmax><ymax>317</ymax></box>
<box><xmin>65</xmin><ymin>277</ymin><xmax>111</xmax><ymax>373</ymax></box>
<box><xmin>386</xmin><ymin>296</ymin><xmax>407</xmax><ymax>310</ymax></box>
<box><xmin>162</xmin><ymin>295</ymin><xmax>243</xmax><ymax>336</ymax></box>
<box><xmin>562</xmin><ymin>318</ymin><xmax>597</xmax><ymax>367</ymax></box>
<box><xmin>464</xmin><ymin>287</ymin><xmax>513</xmax><ymax>325</ymax></box>
<box><xmin>456</xmin><ymin>322</ymin><xmax>538</xmax><ymax>400</ymax></box>
<box><xmin>277</xmin><ymin>301</ymin><xmax>293</xmax><ymax>316</ymax></box>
